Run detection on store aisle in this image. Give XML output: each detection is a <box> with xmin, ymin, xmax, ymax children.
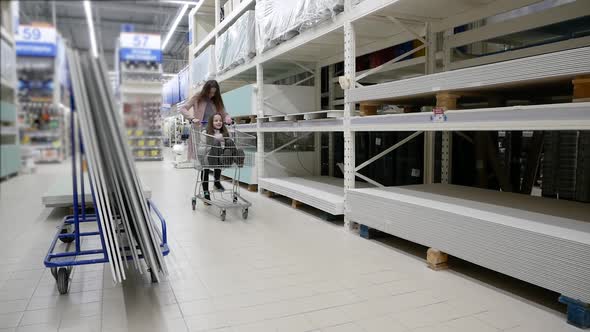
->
<box><xmin>0</xmin><ymin>158</ymin><xmax>580</xmax><ymax>332</ymax></box>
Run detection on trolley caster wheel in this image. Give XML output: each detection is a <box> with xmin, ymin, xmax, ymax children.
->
<box><xmin>220</xmin><ymin>210</ymin><xmax>226</xmax><ymax>222</ymax></box>
<box><xmin>149</xmin><ymin>269</ymin><xmax>158</xmax><ymax>283</ymax></box>
<box><xmin>59</xmin><ymin>225</ymin><xmax>75</xmax><ymax>244</ymax></box>
<box><xmin>242</xmin><ymin>208</ymin><xmax>248</xmax><ymax>220</ymax></box>
<box><xmin>191</xmin><ymin>198</ymin><xmax>196</xmax><ymax>210</ymax></box>
<box><xmin>57</xmin><ymin>268</ymin><xmax>69</xmax><ymax>295</ymax></box>
<box><xmin>50</xmin><ymin>267</ymin><xmax>58</xmax><ymax>280</ymax></box>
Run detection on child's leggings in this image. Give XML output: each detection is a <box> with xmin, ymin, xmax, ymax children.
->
<box><xmin>202</xmin><ymin>169</ymin><xmax>221</xmax><ymax>192</ymax></box>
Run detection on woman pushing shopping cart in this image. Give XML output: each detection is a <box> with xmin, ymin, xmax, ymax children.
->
<box><xmin>191</xmin><ymin>113</ymin><xmax>256</xmax><ymax>221</ymax></box>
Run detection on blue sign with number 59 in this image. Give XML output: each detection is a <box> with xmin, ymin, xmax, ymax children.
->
<box><xmin>15</xmin><ymin>25</ymin><xmax>57</xmax><ymax>57</ymax></box>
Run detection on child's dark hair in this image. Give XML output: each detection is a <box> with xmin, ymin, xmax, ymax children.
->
<box><xmin>206</xmin><ymin>113</ymin><xmax>229</xmax><ymax>137</ymax></box>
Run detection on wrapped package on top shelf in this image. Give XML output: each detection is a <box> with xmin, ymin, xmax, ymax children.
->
<box><xmin>1</xmin><ymin>39</ymin><xmax>15</xmax><ymax>82</ymax></box>
<box><xmin>191</xmin><ymin>45</ymin><xmax>215</xmax><ymax>86</ymax></box>
<box><xmin>179</xmin><ymin>67</ymin><xmax>189</xmax><ymax>101</ymax></box>
<box><xmin>216</xmin><ymin>10</ymin><xmax>256</xmax><ymax>73</ymax></box>
<box><xmin>255</xmin><ymin>0</ymin><xmax>344</xmax><ymax>54</ymax></box>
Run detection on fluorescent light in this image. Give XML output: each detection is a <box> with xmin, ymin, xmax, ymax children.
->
<box><xmin>161</xmin><ymin>4</ymin><xmax>189</xmax><ymax>51</ymax></box>
<box><xmin>159</xmin><ymin>0</ymin><xmax>199</xmax><ymax>5</ymax></box>
<box><xmin>83</xmin><ymin>0</ymin><xmax>99</xmax><ymax>57</ymax></box>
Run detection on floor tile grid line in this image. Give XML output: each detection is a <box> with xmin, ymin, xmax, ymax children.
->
<box><xmin>206</xmin><ymin>292</ymin><xmax>449</xmax><ymax>332</ymax></box>
<box><xmin>195</xmin><ymin>266</ymin><xmax>416</xmax><ymax>304</ymax></box>
<box><xmin>473</xmin><ymin>315</ymin><xmax>514</xmax><ymax>332</ymax></box>
<box><xmin>180</xmin><ymin>277</ymin><xmax>421</xmax><ymax>319</ymax></box>
<box><xmin>167</xmin><ymin>267</ymin><xmax>204</xmax><ymax>332</ymax></box>
<box><xmin>414</xmin><ymin>309</ymin><xmax>491</xmax><ymax>332</ymax></box>
<box><xmin>180</xmin><ymin>286</ymin><xmax>351</xmax><ymax>318</ymax></box>
<box><xmin>17</xmin><ymin>267</ymin><xmax>52</xmax><ymax>327</ymax></box>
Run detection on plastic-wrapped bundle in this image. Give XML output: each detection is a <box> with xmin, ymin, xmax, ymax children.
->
<box><xmin>216</xmin><ymin>10</ymin><xmax>256</xmax><ymax>73</ymax></box>
<box><xmin>1</xmin><ymin>39</ymin><xmax>15</xmax><ymax>82</ymax></box>
<box><xmin>179</xmin><ymin>67</ymin><xmax>189</xmax><ymax>101</ymax></box>
<box><xmin>255</xmin><ymin>0</ymin><xmax>344</xmax><ymax>54</ymax></box>
<box><xmin>191</xmin><ymin>45</ymin><xmax>215</xmax><ymax>86</ymax></box>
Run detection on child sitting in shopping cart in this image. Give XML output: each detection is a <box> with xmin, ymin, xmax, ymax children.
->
<box><xmin>201</xmin><ymin>113</ymin><xmax>234</xmax><ymax>203</ymax></box>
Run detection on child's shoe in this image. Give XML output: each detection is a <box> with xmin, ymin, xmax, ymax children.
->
<box><xmin>203</xmin><ymin>191</ymin><xmax>211</xmax><ymax>205</ymax></box>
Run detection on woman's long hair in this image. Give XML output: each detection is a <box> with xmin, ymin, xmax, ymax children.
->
<box><xmin>205</xmin><ymin>113</ymin><xmax>229</xmax><ymax>137</ymax></box>
<box><xmin>193</xmin><ymin>80</ymin><xmax>225</xmax><ymax>112</ymax></box>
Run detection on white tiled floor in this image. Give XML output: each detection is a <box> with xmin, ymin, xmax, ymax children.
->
<box><xmin>0</xmin><ymin>157</ymin><xmax>581</xmax><ymax>332</ymax></box>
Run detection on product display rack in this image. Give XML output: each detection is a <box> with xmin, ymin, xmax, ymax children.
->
<box><xmin>188</xmin><ymin>0</ymin><xmax>590</xmax><ymax>326</ymax></box>
<box><xmin>0</xmin><ymin>1</ymin><xmax>19</xmax><ymax>178</ymax></box>
<box><xmin>122</xmin><ymin>99</ymin><xmax>164</xmax><ymax>161</ymax></box>
<box><xmin>16</xmin><ymin>26</ymin><xmax>70</xmax><ymax>164</ymax></box>
<box><xmin>117</xmin><ymin>40</ymin><xmax>164</xmax><ymax>161</ymax></box>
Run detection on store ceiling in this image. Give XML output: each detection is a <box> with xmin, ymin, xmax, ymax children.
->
<box><xmin>18</xmin><ymin>0</ymin><xmax>196</xmax><ymax>73</ymax></box>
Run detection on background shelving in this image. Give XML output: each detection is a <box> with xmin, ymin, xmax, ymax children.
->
<box><xmin>15</xmin><ymin>26</ymin><xmax>70</xmax><ymax>165</ymax></box>
<box><xmin>0</xmin><ymin>1</ymin><xmax>19</xmax><ymax>177</ymax></box>
<box><xmin>116</xmin><ymin>33</ymin><xmax>164</xmax><ymax>162</ymax></box>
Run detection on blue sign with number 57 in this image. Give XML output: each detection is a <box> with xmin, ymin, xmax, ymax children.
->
<box><xmin>119</xmin><ymin>32</ymin><xmax>162</xmax><ymax>63</ymax></box>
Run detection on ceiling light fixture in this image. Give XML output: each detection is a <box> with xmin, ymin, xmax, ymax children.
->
<box><xmin>159</xmin><ymin>0</ymin><xmax>200</xmax><ymax>5</ymax></box>
<box><xmin>161</xmin><ymin>4</ymin><xmax>189</xmax><ymax>51</ymax></box>
<box><xmin>83</xmin><ymin>0</ymin><xmax>99</xmax><ymax>57</ymax></box>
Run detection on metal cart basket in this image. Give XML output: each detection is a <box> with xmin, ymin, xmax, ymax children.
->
<box><xmin>191</xmin><ymin>124</ymin><xmax>256</xmax><ymax>221</ymax></box>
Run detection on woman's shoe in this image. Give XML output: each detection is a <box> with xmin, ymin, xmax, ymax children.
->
<box><xmin>203</xmin><ymin>191</ymin><xmax>211</xmax><ymax>205</ymax></box>
<box><xmin>214</xmin><ymin>182</ymin><xmax>225</xmax><ymax>192</ymax></box>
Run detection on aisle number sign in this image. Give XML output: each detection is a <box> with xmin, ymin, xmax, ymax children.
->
<box><xmin>119</xmin><ymin>32</ymin><xmax>162</xmax><ymax>63</ymax></box>
<box><xmin>15</xmin><ymin>25</ymin><xmax>57</xmax><ymax>57</ymax></box>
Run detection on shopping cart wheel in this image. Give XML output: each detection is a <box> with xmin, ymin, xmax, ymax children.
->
<box><xmin>57</xmin><ymin>268</ymin><xmax>69</xmax><ymax>295</ymax></box>
<box><xmin>59</xmin><ymin>225</ymin><xmax>75</xmax><ymax>244</ymax></box>
<box><xmin>191</xmin><ymin>197</ymin><xmax>196</xmax><ymax>210</ymax></box>
<box><xmin>149</xmin><ymin>268</ymin><xmax>158</xmax><ymax>283</ymax></box>
<box><xmin>242</xmin><ymin>208</ymin><xmax>248</xmax><ymax>220</ymax></box>
<box><xmin>50</xmin><ymin>267</ymin><xmax>58</xmax><ymax>280</ymax></box>
<box><xmin>220</xmin><ymin>210</ymin><xmax>226</xmax><ymax>221</ymax></box>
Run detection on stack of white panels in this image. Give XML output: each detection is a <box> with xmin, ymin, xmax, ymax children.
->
<box><xmin>347</xmin><ymin>184</ymin><xmax>590</xmax><ymax>302</ymax></box>
<box><xmin>191</xmin><ymin>45</ymin><xmax>215</xmax><ymax>86</ymax></box>
<box><xmin>41</xmin><ymin>176</ymin><xmax>152</xmax><ymax>208</ymax></box>
<box><xmin>216</xmin><ymin>10</ymin><xmax>256</xmax><ymax>73</ymax></box>
<box><xmin>349</xmin><ymin>46</ymin><xmax>590</xmax><ymax>103</ymax></box>
<box><xmin>68</xmin><ymin>50</ymin><xmax>167</xmax><ymax>283</ymax></box>
<box><xmin>260</xmin><ymin>176</ymin><xmax>349</xmax><ymax>215</ymax></box>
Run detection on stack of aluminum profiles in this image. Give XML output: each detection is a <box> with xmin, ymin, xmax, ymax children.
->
<box><xmin>68</xmin><ymin>49</ymin><xmax>167</xmax><ymax>283</ymax></box>
<box><xmin>347</xmin><ymin>184</ymin><xmax>590</xmax><ymax>303</ymax></box>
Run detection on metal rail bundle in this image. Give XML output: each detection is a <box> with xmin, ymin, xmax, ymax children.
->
<box><xmin>50</xmin><ymin>49</ymin><xmax>168</xmax><ymax>285</ymax></box>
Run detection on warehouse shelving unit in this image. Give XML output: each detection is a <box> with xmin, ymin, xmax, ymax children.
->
<box><xmin>16</xmin><ymin>25</ymin><xmax>70</xmax><ymax>164</ymax></box>
<box><xmin>0</xmin><ymin>1</ymin><xmax>19</xmax><ymax>178</ymax></box>
<box><xmin>189</xmin><ymin>0</ymin><xmax>590</xmax><ymax>219</ymax></box>
<box><xmin>116</xmin><ymin>32</ymin><xmax>164</xmax><ymax>162</ymax></box>
<box><xmin>188</xmin><ymin>0</ymin><xmax>590</xmax><ymax>326</ymax></box>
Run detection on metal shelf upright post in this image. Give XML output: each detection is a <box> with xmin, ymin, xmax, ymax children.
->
<box><xmin>343</xmin><ymin>0</ymin><xmax>356</xmax><ymax>230</ymax></box>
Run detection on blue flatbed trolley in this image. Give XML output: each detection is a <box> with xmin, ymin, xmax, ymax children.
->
<box><xmin>44</xmin><ymin>91</ymin><xmax>170</xmax><ymax>294</ymax></box>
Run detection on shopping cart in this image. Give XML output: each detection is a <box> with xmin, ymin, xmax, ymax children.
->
<box><xmin>191</xmin><ymin>123</ymin><xmax>256</xmax><ymax>221</ymax></box>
